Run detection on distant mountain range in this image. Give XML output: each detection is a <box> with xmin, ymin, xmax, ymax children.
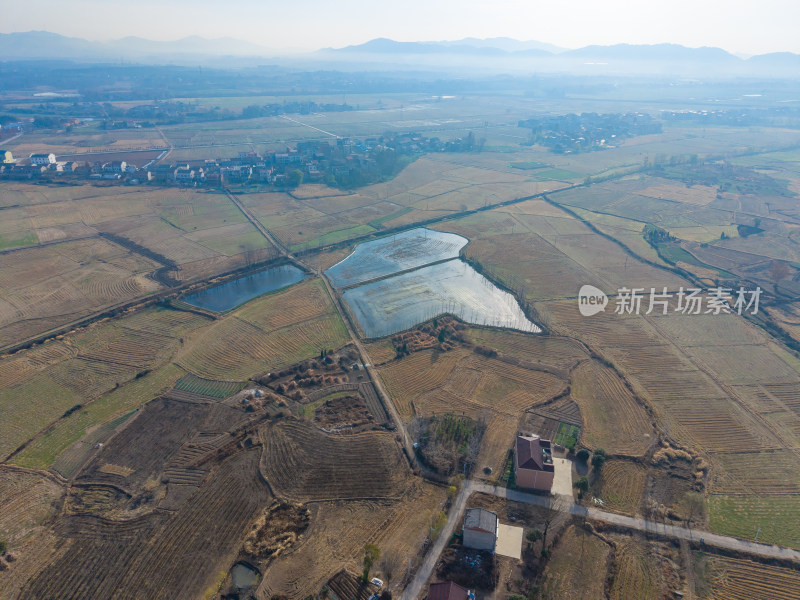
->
<box><xmin>329</xmin><ymin>39</ymin><xmax>749</xmax><ymax>62</ymax></box>
<box><xmin>1</xmin><ymin>31</ymin><xmax>799</xmax><ymax>74</ymax></box>
<box><xmin>0</xmin><ymin>31</ymin><xmax>274</xmax><ymax>60</ymax></box>
<box><xmin>324</xmin><ymin>37</ymin><xmax>561</xmax><ymax>56</ymax></box>
<box><xmin>322</xmin><ymin>38</ymin><xmax>800</xmax><ymax>76</ymax></box>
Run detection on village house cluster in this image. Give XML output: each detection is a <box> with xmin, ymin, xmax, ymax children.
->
<box><xmin>0</xmin><ymin>132</ymin><xmax>454</xmax><ymax>187</ymax></box>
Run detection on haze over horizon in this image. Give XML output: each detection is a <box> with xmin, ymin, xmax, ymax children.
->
<box><xmin>2</xmin><ymin>0</ymin><xmax>800</xmax><ymax>57</ymax></box>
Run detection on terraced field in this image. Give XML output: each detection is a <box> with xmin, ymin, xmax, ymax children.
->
<box><xmin>0</xmin><ymin>469</ymin><xmax>65</xmax><ymax>600</ymax></box>
<box><xmin>2</xmin><ymin>308</ymin><xmax>207</xmax><ymax>464</ymax></box>
<box><xmin>177</xmin><ymin>279</ymin><xmax>348</xmax><ymax>380</ymax></box>
<box><xmin>21</xmin><ymin>450</ymin><xmax>270</xmax><ymax>600</ymax></box>
<box><xmin>259</xmin><ymin>420</ymin><xmax>409</xmax><ymax>501</ymax></box>
<box><xmin>173</xmin><ymin>373</ymin><xmax>245</xmax><ymax>398</ymax></box>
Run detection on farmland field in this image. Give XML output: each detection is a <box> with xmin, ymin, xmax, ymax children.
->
<box><xmin>4</xmin><ymin>89</ymin><xmax>800</xmax><ymax>599</ymax></box>
<box><xmin>177</xmin><ymin>278</ymin><xmax>348</xmax><ymax>379</ymax></box>
<box><xmin>702</xmin><ymin>554</ymin><xmax>800</xmax><ymax>600</ymax></box>
<box><xmin>539</xmin><ymin>525</ymin><xmax>611</xmax><ymax>600</ymax></box>
<box><xmin>571</xmin><ymin>360</ymin><xmax>655</xmax><ymax>456</ymax></box>
<box><xmin>1</xmin><ymin>306</ymin><xmax>208</xmax><ymax>464</ymax></box>
<box><xmin>0</xmin><ymin>184</ymin><xmax>281</xmax><ymax>347</ymax></box>
<box><xmin>377</xmin><ymin>330</ymin><xmax>578</xmax><ymax>474</ymax></box>
<box><xmin>259</xmin><ymin>419</ymin><xmax>409</xmax><ymax>501</ymax></box>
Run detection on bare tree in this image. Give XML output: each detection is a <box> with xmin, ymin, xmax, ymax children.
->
<box><xmin>769</xmin><ymin>260</ymin><xmax>791</xmax><ymax>290</ymax></box>
<box><xmin>379</xmin><ymin>551</ymin><xmax>402</xmax><ymax>587</ymax></box>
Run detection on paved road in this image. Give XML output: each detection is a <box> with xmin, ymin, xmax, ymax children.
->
<box><xmin>476</xmin><ymin>482</ymin><xmax>800</xmax><ymax>562</ymax></box>
<box><xmin>402</xmin><ymin>481</ymin><xmax>800</xmax><ymax>600</ymax></box>
<box><xmin>402</xmin><ymin>482</ymin><xmax>473</xmax><ymax>600</ymax></box>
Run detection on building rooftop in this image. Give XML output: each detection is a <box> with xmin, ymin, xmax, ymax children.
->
<box><xmin>463</xmin><ymin>508</ymin><xmax>498</xmax><ymax>534</ymax></box>
<box><xmin>516</xmin><ymin>434</ymin><xmax>554</xmax><ymax>472</ymax></box>
<box><xmin>428</xmin><ymin>581</ymin><xmax>469</xmax><ymax>600</ymax></box>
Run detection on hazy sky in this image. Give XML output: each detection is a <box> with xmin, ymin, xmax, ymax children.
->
<box><xmin>2</xmin><ymin>0</ymin><xmax>799</xmax><ymax>55</ymax></box>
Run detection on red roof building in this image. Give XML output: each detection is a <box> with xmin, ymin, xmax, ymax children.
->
<box><xmin>514</xmin><ymin>434</ymin><xmax>555</xmax><ymax>492</ymax></box>
<box><xmin>428</xmin><ymin>581</ymin><xmax>470</xmax><ymax>600</ymax></box>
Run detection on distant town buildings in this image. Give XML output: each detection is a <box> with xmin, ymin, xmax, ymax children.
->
<box><xmin>29</xmin><ymin>153</ymin><xmax>56</xmax><ymax>165</ymax></box>
<box><xmin>1</xmin><ymin>132</ymin><xmax>449</xmax><ymax>188</ymax></box>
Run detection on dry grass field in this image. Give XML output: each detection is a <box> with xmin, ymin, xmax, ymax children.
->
<box><xmin>700</xmin><ymin>554</ymin><xmax>800</xmax><ymax>600</ymax></box>
<box><xmin>607</xmin><ymin>535</ymin><xmax>676</xmax><ymax>600</ymax></box>
<box><xmin>571</xmin><ymin>360</ymin><xmax>655</xmax><ymax>456</ymax></box>
<box><xmin>258</xmin><ymin>419</ymin><xmax>409</xmax><ymax>501</ymax></box>
<box><xmin>439</xmin><ymin>194</ymin><xmax>800</xmax><ymax>546</ymax></box>
<box><xmin>0</xmin><ymin>469</ymin><xmax>65</xmax><ymax>600</ymax></box>
<box><xmin>258</xmin><ymin>481</ymin><xmax>445</xmax><ymax>598</ymax></box>
<box><xmin>375</xmin><ymin>329</ymin><xmax>582</xmax><ymax>475</ymax></box>
<box><xmin>539</xmin><ymin>525</ymin><xmax>611</xmax><ymax>600</ymax></box>
<box><xmin>593</xmin><ymin>459</ymin><xmax>648</xmax><ymax>514</ymax></box>
<box><xmin>0</xmin><ymin>184</ymin><xmax>279</xmax><ymax>347</ymax></box>
<box><xmin>176</xmin><ymin>278</ymin><xmax>348</xmax><ymax>380</ymax></box>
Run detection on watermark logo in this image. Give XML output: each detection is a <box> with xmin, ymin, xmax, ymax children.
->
<box><xmin>579</xmin><ymin>286</ymin><xmax>762</xmax><ymax>316</ymax></box>
<box><xmin>578</xmin><ymin>284</ymin><xmax>609</xmax><ymax>316</ymax></box>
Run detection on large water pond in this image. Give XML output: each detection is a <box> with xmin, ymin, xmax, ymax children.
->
<box><xmin>326</xmin><ymin>228</ymin><xmax>467</xmax><ymax>288</ymax></box>
<box><xmin>183</xmin><ymin>264</ymin><xmax>306</xmax><ymax>312</ymax></box>
<box><xmin>342</xmin><ymin>259</ymin><xmax>541</xmax><ymax>338</ymax></box>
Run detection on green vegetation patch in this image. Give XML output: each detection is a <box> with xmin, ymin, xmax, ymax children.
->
<box><xmin>530</xmin><ymin>168</ymin><xmax>583</xmax><ymax>181</ymax></box>
<box><xmin>415</xmin><ymin>413</ymin><xmax>486</xmax><ymax>476</ymax></box>
<box><xmin>290</xmin><ymin>224</ymin><xmax>375</xmax><ymax>252</ymax></box>
<box><xmin>368</xmin><ymin>206</ymin><xmax>413</xmax><ymax>229</ymax></box>
<box><xmin>708</xmin><ymin>494</ymin><xmax>800</xmax><ymax>548</ymax></box>
<box><xmin>509</xmin><ymin>161</ymin><xmax>549</xmax><ymax>170</ymax></box>
<box><xmin>554</xmin><ymin>422</ymin><xmax>581</xmax><ymax>450</ymax></box>
<box><xmin>13</xmin><ymin>363</ymin><xmax>183</xmax><ymax>469</ymax></box>
<box><xmin>174</xmin><ymin>372</ymin><xmax>246</xmax><ymax>398</ymax></box>
<box><xmin>654</xmin><ymin>242</ymin><xmax>737</xmax><ymax>278</ymax></box>
<box><xmin>0</xmin><ymin>230</ymin><xmax>37</xmax><ymax>250</ymax></box>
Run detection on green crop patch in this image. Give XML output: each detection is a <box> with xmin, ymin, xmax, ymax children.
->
<box><xmin>174</xmin><ymin>372</ymin><xmax>246</xmax><ymax>398</ymax></box>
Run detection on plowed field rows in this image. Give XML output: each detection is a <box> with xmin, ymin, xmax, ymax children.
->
<box><xmin>22</xmin><ymin>450</ymin><xmax>270</xmax><ymax>600</ymax></box>
<box><xmin>595</xmin><ymin>460</ymin><xmax>647</xmax><ymax>514</ymax></box>
<box><xmin>707</xmin><ymin>555</ymin><xmax>800</xmax><ymax>600</ymax></box>
<box><xmin>260</xmin><ymin>420</ymin><xmax>408</xmax><ymax>501</ymax></box>
<box><xmin>571</xmin><ymin>360</ymin><xmax>654</xmax><ymax>456</ymax></box>
<box><xmin>609</xmin><ymin>539</ymin><xmax>663</xmax><ymax>600</ymax></box>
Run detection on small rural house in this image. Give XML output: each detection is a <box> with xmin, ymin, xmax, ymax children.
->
<box><xmin>0</xmin><ymin>150</ymin><xmax>13</xmax><ymax>163</ymax></box>
<box><xmin>427</xmin><ymin>581</ymin><xmax>474</xmax><ymax>600</ymax></box>
<box><xmin>462</xmin><ymin>508</ymin><xmax>498</xmax><ymax>552</ymax></box>
<box><xmin>514</xmin><ymin>434</ymin><xmax>554</xmax><ymax>492</ymax></box>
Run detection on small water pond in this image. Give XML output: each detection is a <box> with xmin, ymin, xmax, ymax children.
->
<box><xmin>183</xmin><ymin>264</ymin><xmax>306</xmax><ymax>312</ymax></box>
<box><xmin>231</xmin><ymin>562</ymin><xmax>260</xmax><ymax>590</ymax></box>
